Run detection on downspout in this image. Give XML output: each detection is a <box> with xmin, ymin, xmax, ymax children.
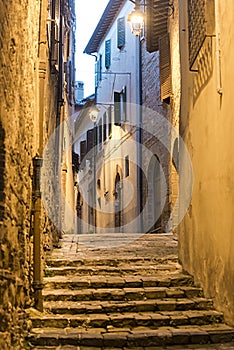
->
<box><xmin>32</xmin><ymin>0</ymin><xmax>46</xmax><ymax>312</ymax></box>
<box><xmin>214</xmin><ymin>0</ymin><xmax>222</xmax><ymax>95</ymax></box>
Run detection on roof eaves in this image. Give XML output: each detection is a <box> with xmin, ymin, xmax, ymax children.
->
<box><xmin>84</xmin><ymin>0</ymin><xmax>126</xmax><ymax>55</ymax></box>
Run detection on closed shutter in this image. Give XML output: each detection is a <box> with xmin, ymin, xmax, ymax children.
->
<box><xmin>108</xmin><ymin>106</ymin><xmax>112</xmax><ymax>136</ymax></box>
<box><xmin>114</xmin><ymin>92</ymin><xmax>121</xmax><ymax>126</ymax></box>
<box><xmin>86</xmin><ymin>129</ymin><xmax>94</xmax><ymax>158</ymax></box>
<box><xmin>96</xmin><ymin>55</ymin><xmax>102</xmax><ymax>85</ymax></box>
<box><xmin>105</xmin><ymin>39</ymin><xmax>111</xmax><ymax>68</ymax></box>
<box><xmin>80</xmin><ymin>140</ymin><xmax>87</xmax><ymax>163</ymax></box>
<box><xmin>103</xmin><ymin>112</ymin><xmax>107</xmax><ymax>141</ymax></box>
<box><xmin>159</xmin><ymin>33</ymin><xmax>171</xmax><ymax>103</ymax></box>
<box><xmin>122</xmin><ymin>86</ymin><xmax>127</xmax><ymax>121</ymax></box>
<box><xmin>117</xmin><ymin>17</ymin><xmax>125</xmax><ymax>49</ymax></box>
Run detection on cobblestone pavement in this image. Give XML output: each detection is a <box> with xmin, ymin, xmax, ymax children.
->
<box><xmin>49</xmin><ymin>233</ymin><xmax>179</xmax><ymax>260</ymax></box>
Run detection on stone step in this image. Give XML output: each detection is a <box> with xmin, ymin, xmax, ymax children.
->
<box><xmin>46</xmin><ymin>256</ymin><xmax>179</xmax><ymax>268</ymax></box>
<box><xmin>43</xmin><ymin>286</ymin><xmax>204</xmax><ymax>302</ymax></box>
<box><xmin>44</xmin><ymin>263</ymin><xmax>181</xmax><ymax>277</ymax></box>
<box><xmin>31</xmin><ymin>310</ymin><xmax>224</xmax><ymax>329</ymax></box>
<box><xmin>28</xmin><ymin>323</ymin><xmax>234</xmax><ymax>348</ymax></box>
<box><xmin>43</xmin><ymin>297</ymin><xmax>214</xmax><ymax>315</ymax></box>
<box><xmin>31</xmin><ymin>344</ymin><xmax>234</xmax><ymax>350</ymax></box>
<box><xmin>44</xmin><ymin>273</ymin><xmax>193</xmax><ymax>290</ymax></box>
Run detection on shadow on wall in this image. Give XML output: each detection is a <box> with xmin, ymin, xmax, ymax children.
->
<box><xmin>193</xmin><ymin>36</ymin><xmax>214</xmax><ymax>105</ymax></box>
<box><xmin>0</xmin><ymin>120</ymin><xmax>5</xmax><ymax>219</ymax></box>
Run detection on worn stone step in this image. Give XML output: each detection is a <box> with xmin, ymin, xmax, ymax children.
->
<box><xmin>44</xmin><ymin>263</ymin><xmax>181</xmax><ymax>277</ymax></box>
<box><xmin>46</xmin><ymin>256</ymin><xmax>179</xmax><ymax>268</ymax></box>
<box><xmin>43</xmin><ymin>286</ymin><xmax>203</xmax><ymax>302</ymax></box>
<box><xmin>30</xmin><ymin>344</ymin><xmax>234</xmax><ymax>350</ymax></box>
<box><xmin>31</xmin><ymin>310</ymin><xmax>224</xmax><ymax>329</ymax></box>
<box><xmin>28</xmin><ymin>323</ymin><xmax>234</xmax><ymax>348</ymax></box>
<box><xmin>43</xmin><ymin>297</ymin><xmax>214</xmax><ymax>315</ymax></box>
<box><xmin>44</xmin><ymin>273</ymin><xmax>193</xmax><ymax>290</ymax></box>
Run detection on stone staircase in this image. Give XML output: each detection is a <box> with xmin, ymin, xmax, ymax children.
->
<box><xmin>27</xmin><ymin>253</ymin><xmax>234</xmax><ymax>349</ymax></box>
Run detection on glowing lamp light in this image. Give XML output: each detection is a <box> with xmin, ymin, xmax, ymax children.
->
<box><xmin>89</xmin><ymin>106</ymin><xmax>100</xmax><ymax>123</ymax></box>
<box><xmin>128</xmin><ymin>8</ymin><xmax>144</xmax><ymax>36</ymax></box>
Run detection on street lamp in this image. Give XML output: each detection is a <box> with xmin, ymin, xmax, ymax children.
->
<box><xmin>89</xmin><ymin>106</ymin><xmax>99</xmax><ymax>233</ymax></box>
<box><xmin>128</xmin><ymin>1</ymin><xmax>143</xmax><ymax>233</ymax></box>
<box><xmin>128</xmin><ymin>5</ymin><xmax>144</xmax><ymax>36</ymax></box>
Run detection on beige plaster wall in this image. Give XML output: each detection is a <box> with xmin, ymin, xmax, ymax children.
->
<box><xmin>178</xmin><ymin>0</ymin><xmax>234</xmax><ymax>325</ymax></box>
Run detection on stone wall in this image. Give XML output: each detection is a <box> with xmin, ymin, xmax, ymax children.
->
<box><xmin>0</xmin><ymin>0</ymin><xmax>41</xmax><ymax>347</ymax></box>
<box><xmin>0</xmin><ymin>0</ymin><xmax>68</xmax><ymax>347</ymax></box>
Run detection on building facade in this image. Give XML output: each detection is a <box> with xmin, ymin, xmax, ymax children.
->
<box><xmin>176</xmin><ymin>0</ymin><xmax>234</xmax><ymax>325</ymax></box>
<box><xmin>75</xmin><ymin>0</ymin><xmax>173</xmax><ymax>234</ymax></box>
<box><xmin>151</xmin><ymin>0</ymin><xmax>234</xmax><ymax>325</ymax></box>
<box><xmin>0</xmin><ymin>0</ymin><xmax>76</xmax><ymax>347</ymax></box>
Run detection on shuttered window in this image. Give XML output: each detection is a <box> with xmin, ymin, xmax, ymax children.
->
<box><xmin>159</xmin><ymin>34</ymin><xmax>171</xmax><ymax>103</ymax></box>
<box><xmin>188</xmin><ymin>0</ymin><xmax>215</xmax><ymax>69</ymax></box>
<box><xmin>86</xmin><ymin>129</ymin><xmax>94</xmax><ymax>159</ymax></box>
<box><xmin>95</xmin><ymin>54</ymin><xmax>102</xmax><ymax>87</ymax></box>
<box><xmin>108</xmin><ymin>106</ymin><xmax>112</xmax><ymax>137</ymax></box>
<box><xmin>80</xmin><ymin>140</ymin><xmax>87</xmax><ymax>163</ymax></box>
<box><xmin>114</xmin><ymin>86</ymin><xmax>127</xmax><ymax>125</ymax></box>
<box><xmin>117</xmin><ymin>17</ymin><xmax>125</xmax><ymax>49</ymax></box>
<box><xmin>105</xmin><ymin>39</ymin><xmax>111</xmax><ymax>69</ymax></box>
<box><xmin>103</xmin><ymin>112</ymin><xmax>107</xmax><ymax>141</ymax></box>
<box><xmin>114</xmin><ymin>92</ymin><xmax>121</xmax><ymax>126</ymax></box>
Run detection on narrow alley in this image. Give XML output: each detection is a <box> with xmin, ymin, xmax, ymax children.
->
<box><xmin>27</xmin><ymin>234</ymin><xmax>234</xmax><ymax>349</ymax></box>
<box><xmin>1</xmin><ymin>0</ymin><xmax>234</xmax><ymax>349</ymax></box>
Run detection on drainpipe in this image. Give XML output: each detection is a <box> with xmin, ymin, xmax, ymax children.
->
<box><xmin>33</xmin><ymin>59</ymin><xmax>46</xmax><ymax>313</ymax></box>
<box><xmin>32</xmin><ymin>156</ymin><xmax>43</xmax><ymax>312</ymax></box>
<box><xmin>33</xmin><ymin>51</ymin><xmax>46</xmax><ymax>313</ymax></box>
<box><xmin>32</xmin><ymin>0</ymin><xmax>47</xmax><ymax>311</ymax></box>
<box><xmin>214</xmin><ymin>0</ymin><xmax>222</xmax><ymax>95</ymax></box>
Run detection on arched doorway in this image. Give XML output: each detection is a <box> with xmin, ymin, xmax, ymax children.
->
<box><xmin>114</xmin><ymin>172</ymin><xmax>121</xmax><ymax>230</ymax></box>
<box><xmin>76</xmin><ymin>191</ymin><xmax>83</xmax><ymax>233</ymax></box>
<box><xmin>147</xmin><ymin>155</ymin><xmax>162</xmax><ymax>232</ymax></box>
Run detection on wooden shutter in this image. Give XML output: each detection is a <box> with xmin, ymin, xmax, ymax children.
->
<box><xmin>96</xmin><ymin>55</ymin><xmax>102</xmax><ymax>84</ymax></box>
<box><xmin>80</xmin><ymin>140</ymin><xmax>87</xmax><ymax>163</ymax></box>
<box><xmin>105</xmin><ymin>39</ymin><xmax>111</xmax><ymax>68</ymax></box>
<box><xmin>86</xmin><ymin>129</ymin><xmax>94</xmax><ymax>158</ymax></box>
<box><xmin>114</xmin><ymin>92</ymin><xmax>121</xmax><ymax>126</ymax></box>
<box><xmin>122</xmin><ymin>86</ymin><xmax>127</xmax><ymax>121</ymax></box>
<box><xmin>159</xmin><ymin>33</ymin><xmax>171</xmax><ymax>103</ymax></box>
<box><xmin>108</xmin><ymin>106</ymin><xmax>112</xmax><ymax>136</ymax></box>
<box><xmin>72</xmin><ymin>151</ymin><xmax>79</xmax><ymax>173</ymax></box>
<box><xmin>117</xmin><ymin>17</ymin><xmax>125</xmax><ymax>49</ymax></box>
<box><xmin>103</xmin><ymin>112</ymin><xmax>107</xmax><ymax>141</ymax></box>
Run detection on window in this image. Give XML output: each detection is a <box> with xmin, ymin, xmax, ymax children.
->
<box><xmin>108</xmin><ymin>106</ymin><xmax>112</xmax><ymax>137</ymax></box>
<box><xmin>80</xmin><ymin>140</ymin><xmax>87</xmax><ymax>169</ymax></box>
<box><xmin>114</xmin><ymin>86</ymin><xmax>127</xmax><ymax>125</ymax></box>
<box><xmin>125</xmin><ymin>155</ymin><xmax>129</xmax><ymax>177</ymax></box>
<box><xmin>188</xmin><ymin>0</ymin><xmax>215</xmax><ymax>69</ymax></box>
<box><xmin>117</xmin><ymin>17</ymin><xmax>125</xmax><ymax>49</ymax></box>
<box><xmin>95</xmin><ymin>54</ymin><xmax>102</xmax><ymax>87</ymax></box>
<box><xmin>105</xmin><ymin>39</ymin><xmax>111</xmax><ymax>69</ymax></box>
<box><xmin>103</xmin><ymin>112</ymin><xmax>107</xmax><ymax>142</ymax></box>
<box><xmin>159</xmin><ymin>34</ymin><xmax>171</xmax><ymax>104</ymax></box>
<box><xmin>86</xmin><ymin>128</ymin><xmax>94</xmax><ymax>159</ymax></box>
